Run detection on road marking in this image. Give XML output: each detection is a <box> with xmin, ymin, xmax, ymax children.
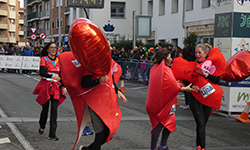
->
<box><xmin>0</xmin><ymin>107</ymin><xmax>35</xmax><ymax>150</ymax></box>
<box><xmin>0</xmin><ymin>137</ymin><xmax>11</xmax><ymax>144</ymax></box>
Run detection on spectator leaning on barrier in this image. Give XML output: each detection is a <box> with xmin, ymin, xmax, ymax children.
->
<box><xmin>23</xmin><ymin>45</ymin><xmax>34</xmax><ymax>74</ymax></box>
<box><xmin>0</xmin><ymin>44</ymin><xmax>5</xmax><ymax>55</ymax></box>
<box><xmin>132</xmin><ymin>46</ymin><xmax>140</xmax><ymax>60</ymax></box>
<box><xmin>5</xmin><ymin>44</ymin><xmax>14</xmax><ymax>55</ymax></box>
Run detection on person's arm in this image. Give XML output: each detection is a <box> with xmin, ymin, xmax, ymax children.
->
<box><xmin>205</xmin><ymin>73</ymin><xmax>220</xmax><ymax>84</ymax></box>
<box><xmin>81</xmin><ymin>75</ymin><xmax>109</xmax><ymax>88</ymax></box>
<box><xmin>39</xmin><ymin>66</ymin><xmax>52</xmax><ymax>78</ymax></box>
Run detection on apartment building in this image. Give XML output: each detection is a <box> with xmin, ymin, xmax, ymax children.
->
<box><xmin>18</xmin><ymin>7</ymin><xmax>24</xmax><ymax>46</ymax></box>
<box><xmin>141</xmin><ymin>0</ymin><xmax>216</xmax><ymax>48</ymax></box>
<box><xmin>0</xmin><ymin>0</ymin><xmax>19</xmax><ymax>44</ymax></box>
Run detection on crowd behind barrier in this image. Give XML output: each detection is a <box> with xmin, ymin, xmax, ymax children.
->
<box><xmin>114</xmin><ymin>58</ymin><xmax>154</xmax><ymax>84</ymax></box>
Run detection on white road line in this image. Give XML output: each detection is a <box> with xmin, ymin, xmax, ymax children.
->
<box><xmin>0</xmin><ymin>107</ymin><xmax>35</xmax><ymax>150</ymax></box>
<box><xmin>0</xmin><ymin>137</ymin><xmax>11</xmax><ymax>144</ymax></box>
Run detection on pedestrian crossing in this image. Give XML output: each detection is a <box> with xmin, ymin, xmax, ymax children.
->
<box><xmin>0</xmin><ymin>125</ymin><xmax>11</xmax><ymax>145</ymax></box>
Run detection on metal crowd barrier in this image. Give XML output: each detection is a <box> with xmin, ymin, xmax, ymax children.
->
<box><xmin>114</xmin><ymin>58</ymin><xmax>154</xmax><ymax>83</ymax></box>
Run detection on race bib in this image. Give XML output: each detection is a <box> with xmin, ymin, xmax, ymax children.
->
<box><xmin>200</xmin><ymin>83</ymin><xmax>215</xmax><ymax>98</ymax></box>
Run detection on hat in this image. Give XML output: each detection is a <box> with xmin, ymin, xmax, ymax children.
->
<box><xmin>3</xmin><ymin>42</ymin><xmax>6</xmax><ymax>44</ymax></box>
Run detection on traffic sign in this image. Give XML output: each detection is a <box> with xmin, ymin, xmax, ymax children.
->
<box><xmin>30</xmin><ymin>33</ymin><xmax>37</xmax><ymax>41</ymax></box>
<box><xmin>30</xmin><ymin>27</ymin><xmax>37</xmax><ymax>33</ymax></box>
<box><xmin>39</xmin><ymin>32</ymin><xmax>47</xmax><ymax>40</ymax></box>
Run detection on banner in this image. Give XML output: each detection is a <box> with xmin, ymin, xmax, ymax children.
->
<box><xmin>0</xmin><ymin>56</ymin><xmax>40</xmax><ymax>70</ymax></box>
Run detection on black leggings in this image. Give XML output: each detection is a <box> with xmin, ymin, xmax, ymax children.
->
<box><xmin>190</xmin><ymin>94</ymin><xmax>212</xmax><ymax>149</ymax></box>
<box><xmin>151</xmin><ymin>123</ymin><xmax>170</xmax><ymax>149</ymax></box>
<box><xmin>39</xmin><ymin>96</ymin><xmax>59</xmax><ymax>138</ymax></box>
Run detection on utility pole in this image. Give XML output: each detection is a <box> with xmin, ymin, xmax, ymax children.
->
<box><xmin>58</xmin><ymin>0</ymin><xmax>61</xmax><ymax>47</ymax></box>
<box><xmin>51</xmin><ymin>0</ymin><xmax>53</xmax><ymax>42</ymax></box>
<box><xmin>24</xmin><ymin>0</ymin><xmax>27</xmax><ymax>47</ymax></box>
<box><xmin>132</xmin><ymin>10</ymin><xmax>136</xmax><ymax>49</ymax></box>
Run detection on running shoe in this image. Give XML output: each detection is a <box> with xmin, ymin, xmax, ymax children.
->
<box><xmin>195</xmin><ymin>145</ymin><xmax>201</xmax><ymax>150</ymax></box>
<box><xmin>158</xmin><ymin>146</ymin><xmax>169</xmax><ymax>150</ymax></box>
<box><xmin>48</xmin><ymin>136</ymin><xmax>59</xmax><ymax>141</ymax></box>
<box><xmin>38</xmin><ymin>128</ymin><xmax>44</xmax><ymax>134</ymax></box>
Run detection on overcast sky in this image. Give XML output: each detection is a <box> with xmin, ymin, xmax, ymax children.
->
<box><xmin>19</xmin><ymin>0</ymin><xmax>23</xmax><ymax>8</ymax></box>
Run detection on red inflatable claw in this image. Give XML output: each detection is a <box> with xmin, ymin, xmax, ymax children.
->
<box><xmin>221</xmin><ymin>50</ymin><xmax>250</xmax><ymax>82</ymax></box>
<box><xmin>69</xmin><ymin>18</ymin><xmax>111</xmax><ymax>75</ymax></box>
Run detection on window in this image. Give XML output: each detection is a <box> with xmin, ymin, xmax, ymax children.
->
<box><xmin>32</xmin><ymin>6</ymin><xmax>36</xmax><ymax>12</ymax></box>
<box><xmin>148</xmin><ymin>1</ymin><xmax>153</xmax><ymax>16</ymax></box>
<box><xmin>18</xmin><ymin>14</ymin><xmax>20</xmax><ymax>18</ymax></box>
<box><xmin>56</xmin><ymin>18</ymin><xmax>62</xmax><ymax>28</ymax></box>
<box><xmin>47</xmin><ymin>21</ymin><xmax>49</xmax><ymax>29</ymax></box>
<box><xmin>9</xmin><ymin>32</ymin><xmax>15</xmax><ymax>37</ymax></box>
<box><xmin>19</xmin><ymin>25</ymin><xmax>21</xmax><ymax>30</ymax></box>
<box><xmin>56</xmin><ymin>0</ymin><xmax>62</xmax><ymax>7</ymax></box>
<box><xmin>52</xmin><ymin>20</ymin><xmax>54</xmax><ymax>29</ymax></box>
<box><xmin>159</xmin><ymin>0</ymin><xmax>165</xmax><ymax>16</ymax></box>
<box><xmin>202</xmin><ymin>0</ymin><xmax>210</xmax><ymax>8</ymax></box>
<box><xmin>9</xmin><ymin>19</ymin><xmax>15</xmax><ymax>24</ymax></box>
<box><xmin>46</xmin><ymin>2</ymin><xmax>50</xmax><ymax>10</ymax></box>
<box><xmin>9</xmin><ymin>6</ymin><xmax>15</xmax><ymax>11</ymax></box>
<box><xmin>171</xmin><ymin>0</ymin><xmax>178</xmax><ymax>13</ymax></box>
<box><xmin>0</xmin><ymin>4</ymin><xmax>2</xmax><ymax>9</ymax></box>
<box><xmin>186</xmin><ymin>0</ymin><xmax>193</xmax><ymax>11</ymax></box>
<box><xmin>52</xmin><ymin>0</ymin><xmax>54</xmax><ymax>8</ymax></box>
<box><xmin>111</xmin><ymin>2</ymin><xmax>125</xmax><ymax>18</ymax></box>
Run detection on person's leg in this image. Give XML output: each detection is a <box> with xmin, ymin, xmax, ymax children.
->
<box><xmin>39</xmin><ymin>100</ymin><xmax>49</xmax><ymax>130</ymax></box>
<box><xmin>190</xmin><ymin>95</ymin><xmax>211</xmax><ymax>149</ymax></box>
<box><xmin>49</xmin><ymin>97</ymin><xmax>59</xmax><ymax>138</ymax></box>
<box><xmin>151</xmin><ymin>123</ymin><xmax>164</xmax><ymax>150</ymax></box>
<box><xmin>88</xmin><ymin>108</ymin><xmax>109</xmax><ymax>150</ymax></box>
<box><xmin>159</xmin><ymin>127</ymin><xmax>170</xmax><ymax>149</ymax></box>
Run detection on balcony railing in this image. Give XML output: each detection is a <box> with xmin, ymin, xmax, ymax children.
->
<box><xmin>40</xmin><ymin>10</ymin><xmax>50</xmax><ymax>19</ymax></box>
<box><xmin>65</xmin><ymin>25</ymin><xmax>70</xmax><ymax>34</ymax></box>
<box><xmin>0</xmin><ymin>9</ymin><xmax>7</xmax><ymax>16</ymax></box>
<box><xmin>27</xmin><ymin>12</ymin><xmax>39</xmax><ymax>20</ymax></box>
<box><xmin>27</xmin><ymin>0</ymin><xmax>42</xmax><ymax>5</ymax></box>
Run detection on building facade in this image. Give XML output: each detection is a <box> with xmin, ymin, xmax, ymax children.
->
<box><xmin>0</xmin><ymin>0</ymin><xmax>20</xmax><ymax>44</ymax></box>
<box><xmin>141</xmin><ymin>0</ymin><xmax>216</xmax><ymax>48</ymax></box>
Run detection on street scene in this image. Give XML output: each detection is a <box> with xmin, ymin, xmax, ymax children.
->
<box><xmin>1</xmin><ymin>0</ymin><xmax>250</xmax><ymax>150</ymax></box>
<box><xmin>0</xmin><ymin>73</ymin><xmax>249</xmax><ymax>150</ymax></box>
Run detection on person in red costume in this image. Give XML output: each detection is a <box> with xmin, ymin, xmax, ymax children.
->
<box><xmin>190</xmin><ymin>43</ymin><xmax>221</xmax><ymax>150</ymax></box>
<box><xmin>59</xmin><ymin>50</ymin><xmax>128</xmax><ymax>150</ymax></box>
<box><xmin>33</xmin><ymin>42</ymin><xmax>67</xmax><ymax>141</ymax></box>
<box><xmin>146</xmin><ymin>49</ymin><xmax>194</xmax><ymax>150</ymax></box>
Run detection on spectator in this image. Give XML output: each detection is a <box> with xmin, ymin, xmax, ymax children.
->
<box><xmin>0</xmin><ymin>44</ymin><xmax>5</xmax><ymax>55</ymax></box>
<box><xmin>23</xmin><ymin>45</ymin><xmax>34</xmax><ymax>74</ymax></box>
<box><xmin>34</xmin><ymin>43</ymin><xmax>41</xmax><ymax>56</ymax></box>
<box><xmin>5</xmin><ymin>44</ymin><xmax>14</xmax><ymax>55</ymax></box>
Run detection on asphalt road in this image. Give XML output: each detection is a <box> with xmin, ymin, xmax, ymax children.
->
<box><xmin>0</xmin><ymin>73</ymin><xmax>250</xmax><ymax>150</ymax></box>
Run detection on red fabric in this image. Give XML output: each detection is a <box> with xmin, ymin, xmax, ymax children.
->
<box><xmin>146</xmin><ymin>61</ymin><xmax>181</xmax><ymax>133</ymax></box>
<box><xmin>59</xmin><ymin>51</ymin><xmax>122</xmax><ymax>150</ymax></box>
<box><xmin>69</xmin><ymin>18</ymin><xmax>111</xmax><ymax>76</ymax></box>
<box><xmin>171</xmin><ymin>50</ymin><xmax>226</xmax><ymax>109</ymax></box>
<box><xmin>33</xmin><ymin>79</ymin><xmax>66</xmax><ymax>106</ymax></box>
<box><xmin>221</xmin><ymin>50</ymin><xmax>250</xmax><ymax>81</ymax></box>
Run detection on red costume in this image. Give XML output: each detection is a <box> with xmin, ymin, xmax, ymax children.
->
<box><xmin>172</xmin><ymin>48</ymin><xmax>226</xmax><ymax>109</ymax></box>
<box><xmin>33</xmin><ymin>56</ymin><xmax>66</xmax><ymax>106</ymax></box>
<box><xmin>146</xmin><ymin>61</ymin><xmax>181</xmax><ymax>133</ymax></box>
<box><xmin>59</xmin><ymin>51</ymin><xmax>122</xmax><ymax>150</ymax></box>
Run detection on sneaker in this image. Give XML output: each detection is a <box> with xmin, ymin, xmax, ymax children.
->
<box><xmin>158</xmin><ymin>145</ymin><xmax>169</xmax><ymax>150</ymax></box>
<box><xmin>38</xmin><ymin>128</ymin><xmax>44</xmax><ymax>134</ymax></box>
<box><xmin>183</xmin><ymin>105</ymin><xmax>190</xmax><ymax>109</ymax></box>
<box><xmin>83</xmin><ymin>126</ymin><xmax>93</xmax><ymax>136</ymax></box>
<box><xmin>195</xmin><ymin>145</ymin><xmax>201</xmax><ymax>150</ymax></box>
<box><xmin>79</xmin><ymin>145</ymin><xmax>89</xmax><ymax>150</ymax></box>
<box><xmin>48</xmin><ymin>136</ymin><xmax>59</xmax><ymax>141</ymax></box>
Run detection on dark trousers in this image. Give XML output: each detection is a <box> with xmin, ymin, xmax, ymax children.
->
<box><xmin>39</xmin><ymin>96</ymin><xmax>59</xmax><ymax>137</ymax></box>
<box><xmin>190</xmin><ymin>94</ymin><xmax>212</xmax><ymax>149</ymax></box>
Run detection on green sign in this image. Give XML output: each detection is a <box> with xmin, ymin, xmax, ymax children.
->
<box><xmin>214</xmin><ymin>13</ymin><xmax>232</xmax><ymax>37</ymax></box>
<box><xmin>67</xmin><ymin>0</ymin><xmax>104</xmax><ymax>8</ymax></box>
<box><xmin>233</xmin><ymin>12</ymin><xmax>250</xmax><ymax>37</ymax></box>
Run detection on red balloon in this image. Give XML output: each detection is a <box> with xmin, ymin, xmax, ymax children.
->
<box><xmin>221</xmin><ymin>50</ymin><xmax>250</xmax><ymax>81</ymax></box>
<box><xmin>69</xmin><ymin>18</ymin><xmax>111</xmax><ymax>75</ymax></box>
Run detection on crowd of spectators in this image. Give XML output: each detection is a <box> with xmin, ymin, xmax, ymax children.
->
<box><xmin>0</xmin><ymin>42</ymin><xmax>71</xmax><ymax>74</ymax></box>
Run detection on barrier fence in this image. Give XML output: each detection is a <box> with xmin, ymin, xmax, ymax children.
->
<box><xmin>0</xmin><ymin>56</ymin><xmax>154</xmax><ymax>84</ymax></box>
<box><xmin>0</xmin><ymin>55</ymin><xmax>40</xmax><ymax>71</ymax></box>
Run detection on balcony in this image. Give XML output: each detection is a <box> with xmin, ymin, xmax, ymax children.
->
<box><xmin>27</xmin><ymin>0</ymin><xmax>42</xmax><ymax>6</ymax></box>
<box><xmin>27</xmin><ymin>12</ymin><xmax>39</xmax><ymax>21</ymax></box>
<box><xmin>9</xmin><ymin>11</ymin><xmax>16</xmax><ymax>19</ymax></box>
<box><xmin>9</xmin><ymin>0</ymin><xmax>16</xmax><ymax>6</ymax></box>
<box><xmin>19</xmin><ymin>31</ymin><xmax>24</xmax><ymax>35</ymax></box>
<box><xmin>19</xmin><ymin>19</ymin><xmax>24</xmax><ymax>24</ymax></box>
<box><xmin>40</xmin><ymin>10</ymin><xmax>50</xmax><ymax>20</ymax></box>
<box><xmin>9</xmin><ymin>24</ymin><xmax>16</xmax><ymax>32</ymax></box>
<box><xmin>0</xmin><ymin>23</ymin><xmax>7</xmax><ymax>29</ymax></box>
<box><xmin>8</xmin><ymin>36</ymin><xmax>16</xmax><ymax>43</ymax></box>
<box><xmin>0</xmin><ymin>9</ymin><xmax>7</xmax><ymax>16</ymax></box>
<box><xmin>65</xmin><ymin>25</ymin><xmax>70</xmax><ymax>34</ymax></box>
<box><xmin>0</xmin><ymin>36</ymin><xmax>7</xmax><ymax>42</ymax></box>
<box><xmin>0</xmin><ymin>0</ymin><xmax>7</xmax><ymax>3</ymax></box>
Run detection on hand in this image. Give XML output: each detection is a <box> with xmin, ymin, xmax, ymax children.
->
<box><xmin>99</xmin><ymin>75</ymin><xmax>109</xmax><ymax>83</ymax></box>
<box><xmin>192</xmin><ymin>85</ymin><xmax>200</xmax><ymax>93</ymax></box>
<box><xmin>117</xmin><ymin>91</ymin><xmax>128</xmax><ymax>104</ymax></box>
<box><xmin>62</xmin><ymin>88</ymin><xmax>67</xmax><ymax>95</ymax></box>
<box><xmin>52</xmin><ymin>75</ymin><xmax>61</xmax><ymax>81</ymax></box>
<box><xmin>181</xmin><ymin>83</ymin><xmax>194</xmax><ymax>92</ymax></box>
<box><xmin>177</xmin><ymin>80</ymin><xmax>185</xmax><ymax>87</ymax></box>
<box><xmin>196</xmin><ymin>66</ymin><xmax>208</xmax><ymax>77</ymax></box>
